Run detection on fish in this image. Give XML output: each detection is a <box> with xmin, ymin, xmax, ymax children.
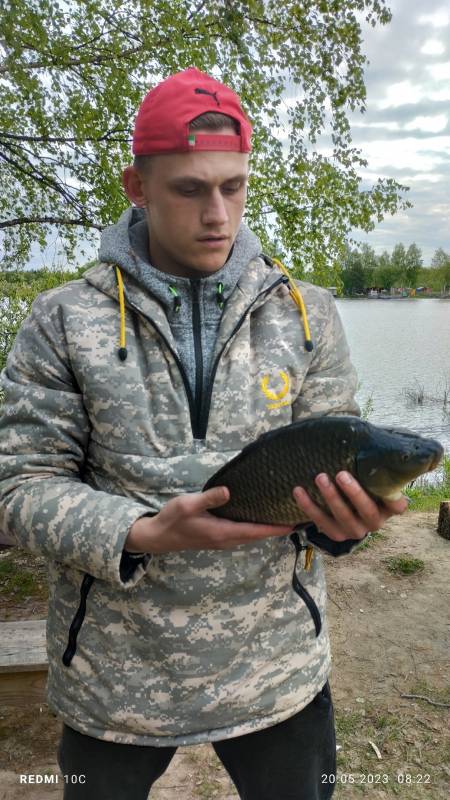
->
<box><xmin>203</xmin><ymin>416</ymin><xmax>444</xmax><ymax>525</ymax></box>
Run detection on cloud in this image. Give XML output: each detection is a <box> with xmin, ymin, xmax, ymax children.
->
<box><xmin>404</xmin><ymin>114</ymin><xmax>448</xmax><ymax>133</ymax></box>
<box><xmin>417</xmin><ymin>9</ymin><xmax>449</xmax><ymax>28</ymax></box>
<box><xmin>427</xmin><ymin>61</ymin><xmax>450</xmax><ymax>80</ymax></box>
<box><xmin>421</xmin><ymin>39</ymin><xmax>446</xmax><ymax>55</ymax></box>
<box><xmin>378</xmin><ymin>81</ymin><xmax>423</xmax><ymax>109</ymax></box>
<box><xmin>347</xmin><ymin>0</ymin><xmax>450</xmax><ymax>263</ymax></box>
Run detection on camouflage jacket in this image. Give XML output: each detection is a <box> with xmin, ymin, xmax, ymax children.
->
<box><xmin>0</xmin><ymin>253</ymin><xmax>359</xmax><ymax>745</ymax></box>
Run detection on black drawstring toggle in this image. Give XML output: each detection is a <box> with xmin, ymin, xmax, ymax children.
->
<box><xmin>169</xmin><ymin>285</ymin><xmax>181</xmax><ymax>313</ymax></box>
<box><xmin>216</xmin><ymin>282</ymin><xmax>224</xmax><ymax>309</ymax></box>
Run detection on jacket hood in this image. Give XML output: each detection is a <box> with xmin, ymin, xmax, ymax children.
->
<box><xmin>85</xmin><ymin>207</ymin><xmax>313</xmax><ymax>364</ymax></box>
<box><xmin>98</xmin><ymin>206</ymin><xmax>263</xmax><ymax>313</ymax></box>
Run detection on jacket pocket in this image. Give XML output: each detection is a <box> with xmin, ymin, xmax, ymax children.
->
<box><xmin>290</xmin><ymin>531</ymin><xmax>322</xmax><ymax>636</ymax></box>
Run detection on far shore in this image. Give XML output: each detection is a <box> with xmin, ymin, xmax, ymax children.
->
<box><xmin>339</xmin><ymin>293</ymin><xmax>450</xmax><ymax>300</ymax></box>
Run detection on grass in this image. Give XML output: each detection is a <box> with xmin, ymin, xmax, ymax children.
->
<box><xmin>402</xmin><ymin>379</ymin><xmax>450</xmax><ymax>410</ymax></box>
<box><xmin>404</xmin><ymin>454</ymin><xmax>450</xmax><ymax>511</ymax></box>
<box><xmin>354</xmin><ymin>530</ymin><xmax>387</xmax><ymax>551</ymax></box>
<box><xmin>185</xmin><ymin>748</ymin><xmax>232</xmax><ymax>799</ymax></box>
<box><xmin>384</xmin><ymin>555</ymin><xmax>424</xmax><ymax>575</ymax></box>
<box><xmin>333</xmin><ymin>684</ymin><xmax>450</xmax><ymax>799</ymax></box>
<box><xmin>407</xmin><ymin>678</ymin><xmax>450</xmax><ymax>707</ymax></box>
<box><xmin>0</xmin><ymin>548</ymin><xmax>48</xmax><ymax>602</ymax></box>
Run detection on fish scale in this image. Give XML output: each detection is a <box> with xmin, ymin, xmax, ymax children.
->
<box><xmin>203</xmin><ymin>416</ymin><xmax>444</xmax><ymax>525</ymax></box>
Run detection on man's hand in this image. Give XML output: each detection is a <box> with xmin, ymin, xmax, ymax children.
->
<box><xmin>126</xmin><ymin>486</ymin><xmax>293</xmax><ymax>554</ymax></box>
<box><xmin>293</xmin><ymin>471</ymin><xmax>409</xmax><ymax>542</ymax></box>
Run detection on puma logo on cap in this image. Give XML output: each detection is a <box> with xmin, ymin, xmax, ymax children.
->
<box><xmin>194</xmin><ymin>88</ymin><xmax>221</xmax><ymax>107</ymax></box>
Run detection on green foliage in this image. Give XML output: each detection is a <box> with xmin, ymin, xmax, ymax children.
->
<box><xmin>360</xmin><ymin>393</ymin><xmax>374</xmax><ymax>420</ymax></box>
<box><xmin>0</xmin><ymin>0</ymin><xmax>410</xmax><ymax>282</ymax></box>
<box><xmin>0</xmin><ymin>267</ymin><xmax>87</xmax><ymax>402</ymax></box>
<box><xmin>404</xmin><ymin>243</ymin><xmax>422</xmax><ymax>288</ymax></box>
<box><xmin>341</xmin><ymin>243</ymin><xmax>450</xmax><ymax>294</ymax></box>
<box><xmin>430</xmin><ymin>248</ymin><xmax>450</xmax><ymax>291</ymax></box>
<box><xmin>405</xmin><ymin>455</ymin><xmax>450</xmax><ymax>512</ymax></box>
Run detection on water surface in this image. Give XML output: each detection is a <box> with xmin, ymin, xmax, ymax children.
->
<box><xmin>336</xmin><ymin>298</ymin><xmax>450</xmax><ymax>453</ymax></box>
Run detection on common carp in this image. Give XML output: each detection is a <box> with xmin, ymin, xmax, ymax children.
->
<box><xmin>203</xmin><ymin>416</ymin><xmax>444</xmax><ymax>525</ymax></box>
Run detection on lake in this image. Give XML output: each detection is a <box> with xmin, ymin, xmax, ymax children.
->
<box><xmin>336</xmin><ymin>298</ymin><xmax>450</xmax><ymax>454</ymax></box>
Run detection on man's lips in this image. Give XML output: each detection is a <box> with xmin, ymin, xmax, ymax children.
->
<box><xmin>197</xmin><ymin>235</ymin><xmax>230</xmax><ymax>249</ymax></box>
<box><xmin>197</xmin><ymin>235</ymin><xmax>229</xmax><ymax>241</ymax></box>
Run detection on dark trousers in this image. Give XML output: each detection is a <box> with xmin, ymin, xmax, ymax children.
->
<box><xmin>57</xmin><ymin>681</ymin><xmax>336</xmax><ymax>800</ymax></box>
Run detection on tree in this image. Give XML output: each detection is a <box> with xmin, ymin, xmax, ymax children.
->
<box><xmin>341</xmin><ymin>245</ymin><xmax>365</xmax><ymax>295</ymax></box>
<box><xmin>431</xmin><ymin>248</ymin><xmax>450</xmax><ymax>270</ymax></box>
<box><xmin>0</xmin><ymin>0</ymin><xmax>410</xmax><ymax>283</ymax></box>
<box><xmin>378</xmin><ymin>251</ymin><xmax>391</xmax><ymax>271</ymax></box>
<box><xmin>404</xmin><ymin>243</ymin><xmax>422</xmax><ymax>288</ymax></box>
<box><xmin>374</xmin><ymin>251</ymin><xmax>397</xmax><ymax>290</ymax></box>
<box><xmin>360</xmin><ymin>243</ymin><xmax>377</xmax><ymax>279</ymax></box>
<box><xmin>0</xmin><ymin>266</ymin><xmax>87</xmax><ymax>404</ymax></box>
<box><xmin>431</xmin><ymin>248</ymin><xmax>450</xmax><ymax>292</ymax></box>
<box><xmin>390</xmin><ymin>243</ymin><xmax>407</xmax><ymax>285</ymax></box>
<box><xmin>341</xmin><ymin>242</ymin><xmax>376</xmax><ymax>293</ymax></box>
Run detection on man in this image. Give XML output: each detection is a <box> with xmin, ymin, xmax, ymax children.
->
<box><xmin>0</xmin><ymin>67</ymin><xmax>407</xmax><ymax>799</ymax></box>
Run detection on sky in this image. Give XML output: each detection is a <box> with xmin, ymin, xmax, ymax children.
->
<box><xmin>346</xmin><ymin>0</ymin><xmax>450</xmax><ymax>264</ymax></box>
<box><xmin>24</xmin><ymin>0</ymin><xmax>450</xmax><ymax>270</ymax></box>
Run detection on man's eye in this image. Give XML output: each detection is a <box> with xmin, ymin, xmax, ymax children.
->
<box><xmin>223</xmin><ymin>183</ymin><xmax>242</xmax><ymax>193</ymax></box>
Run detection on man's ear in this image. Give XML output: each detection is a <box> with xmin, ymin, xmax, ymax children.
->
<box><xmin>122</xmin><ymin>166</ymin><xmax>147</xmax><ymax>207</ymax></box>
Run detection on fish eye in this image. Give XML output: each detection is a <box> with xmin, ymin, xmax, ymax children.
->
<box><xmin>401</xmin><ymin>453</ymin><xmax>410</xmax><ymax>462</ymax></box>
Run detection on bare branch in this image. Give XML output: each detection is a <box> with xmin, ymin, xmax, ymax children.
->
<box><xmin>0</xmin><ymin>216</ymin><xmax>103</xmax><ymax>231</ymax></box>
<box><xmin>70</xmin><ymin>29</ymin><xmax>117</xmax><ymax>53</ymax></box>
<box><xmin>0</xmin><ymin>146</ymin><xmax>84</xmax><ymax>213</ymax></box>
<box><xmin>0</xmin><ymin>45</ymin><xmax>142</xmax><ymax>74</ymax></box>
<box><xmin>188</xmin><ymin>1</ymin><xmax>208</xmax><ymax>21</ymax></box>
<box><xmin>0</xmin><ymin>130</ymin><xmax>129</xmax><ymax>144</ymax></box>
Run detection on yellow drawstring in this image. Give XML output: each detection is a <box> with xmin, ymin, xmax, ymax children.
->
<box><xmin>272</xmin><ymin>258</ymin><xmax>313</xmax><ymax>353</ymax></box>
<box><xmin>304</xmin><ymin>546</ymin><xmax>314</xmax><ymax>571</ymax></box>
<box><xmin>115</xmin><ymin>266</ymin><xmax>127</xmax><ymax>361</ymax></box>
<box><xmin>271</xmin><ymin>257</ymin><xmax>315</xmax><ymax>570</ymax></box>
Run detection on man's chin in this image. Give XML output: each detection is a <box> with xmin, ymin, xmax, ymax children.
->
<box><xmin>188</xmin><ymin>248</ymin><xmax>232</xmax><ymax>274</ymax></box>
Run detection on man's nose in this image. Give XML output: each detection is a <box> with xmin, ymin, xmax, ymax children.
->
<box><xmin>201</xmin><ymin>188</ymin><xmax>229</xmax><ymax>226</ymax></box>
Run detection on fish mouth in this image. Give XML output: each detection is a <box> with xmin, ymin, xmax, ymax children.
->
<box><xmin>428</xmin><ymin>447</ymin><xmax>444</xmax><ymax>471</ymax></box>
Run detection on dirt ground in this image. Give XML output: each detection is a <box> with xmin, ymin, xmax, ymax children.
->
<box><xmin>1</xmin><ymin>510</ymin><xmax>449</xmax><ymax>799</ymax></box>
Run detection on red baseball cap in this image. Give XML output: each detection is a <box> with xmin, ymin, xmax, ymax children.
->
<box><xmin>132</xmin><ymin>67</ymin><xmax>252</xmax><ymax>155</ymax></box>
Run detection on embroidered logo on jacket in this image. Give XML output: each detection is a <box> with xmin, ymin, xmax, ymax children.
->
<box><xmin>260</xmin><ymin>370</ymin><xmax>291</xmax><ymax>410</ymax></box>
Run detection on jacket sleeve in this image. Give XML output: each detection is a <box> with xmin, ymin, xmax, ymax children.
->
<box><xmin>292</xmin><ymin>288</ymin><xmax>361</xmax><ymax>421</ymax></box>
<box><xmin>292</xmin><ymin>288</ymin><xmax>368</xmax><ymax>556</ymax></box>
<box><xmin>0</xmin><ymin>291</ymin><xmax>153</xmax><ymax>588</ymax></box>
<box><xmin>301</xmin><ymin>523</ymin><xmax>369</xmax><ymax>557</ymax></box>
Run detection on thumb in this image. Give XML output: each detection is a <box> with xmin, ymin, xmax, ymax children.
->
<box><xmin>198</xmin><ymin>485</ymin><xmax>230</xmax><ymax>511</ymax></box>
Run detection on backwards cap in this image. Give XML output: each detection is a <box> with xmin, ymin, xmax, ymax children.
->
<box><xmin>132</xmin><ymin>67</ymin><xmax>252</xmax><ymax>156</ymax></box>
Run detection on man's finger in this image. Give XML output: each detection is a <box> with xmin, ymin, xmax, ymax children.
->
<box><xmin>380</xmin><ymin>496</ymin><xmax>409</xmax><ymax>514</ymax></box>
<box><xmin>196</xmin><ymin>486</ymin><xmax>230</xmax><ymax>510</ymax></box>
<box><xmin>293</xmin><ymin>486</ymin><xmax>353</xmax><ymax>541</ymax></box>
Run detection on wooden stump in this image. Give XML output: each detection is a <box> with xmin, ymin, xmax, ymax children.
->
<box><xmin>437</xmin><ymin>501</ymin><xmax>450</xmax><ymax>540</ymax></box>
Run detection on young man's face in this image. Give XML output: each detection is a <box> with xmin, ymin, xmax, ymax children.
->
<box><xmin>123</xmin><ymin>135</ymin><xmax>249</xmax><ymax>278</ymax></box>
